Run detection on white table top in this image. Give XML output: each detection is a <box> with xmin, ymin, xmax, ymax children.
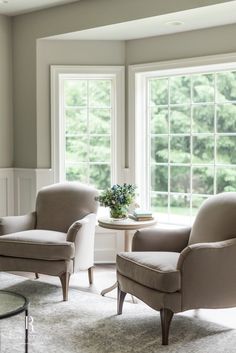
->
<box><xmin>98</xmin><ymin>216</ymin><xmax>157</xmax><ymax>231</ymax></box>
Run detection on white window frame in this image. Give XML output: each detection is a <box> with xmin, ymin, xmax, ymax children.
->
<box><xmin>51</xmin><ymin>65</ymin><xmax>125</xmax><ymax>186</ymax></box>
<box><xmin>129</xmin><ymin>53</ymin><xmax>236</xmax><ymax>223</ymax></box>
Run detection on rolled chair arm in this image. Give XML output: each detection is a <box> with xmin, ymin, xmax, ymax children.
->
<box><xmin>0</xmin><ymin>212</ymin><xmax>36</xmax><ymax>235</ymax></box>
<box><xmin>177</xmin><ymin>237</ymin><xmax>236</xmax><ymax>311</ymax></box>
<box><xmin>132</xmin><ymin>226</ymin><xmax>191</xmax><ymax>252</ymax></box>
<box><xmin>67</xmin><ymin>213</ymin><xmax>97</xmax><ymax>271</ymax></box>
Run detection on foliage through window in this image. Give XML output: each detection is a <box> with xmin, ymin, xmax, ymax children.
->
<box><xmin>146</xmin><ymin>70</ymin><xmax>236</xmax><ymax>224</ymax></box>
<box><xmin>64</xmin><ymin>78</ymin><xmax>113</xmax><ymax>191</ymax></box>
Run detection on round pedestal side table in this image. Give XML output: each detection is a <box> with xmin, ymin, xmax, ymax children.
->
<box><xmin>0</xmin><ymin>291</ymin><xmax>29</xmax><ymax>353</ymax></box>
<box><xmin>98</xmin><ymin>217</ymin><xmax>157</xmax><ymax>296</ymax></box>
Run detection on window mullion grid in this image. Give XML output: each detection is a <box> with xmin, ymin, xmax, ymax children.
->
<box><xmin>65</xmin><ymin>105</ymin><xmax>110</xmax><ymax>110</ymax></box>
<box><xmin>142</xmin><ymin>67</ymin><xmax>236</xmax><ymax>226</ymax></box>
<box><xmin>67</xmin><ymin>161</ymin><xmax>109</xmax><ymax>165</ymax></box>
<box><xmin>167</xmin><ymin>78</ymin><xmax>171</xmax><ymax>223</ymax></box>
<box><xmin>214</xmin><ymin>73</ymin><xmax>217</xmax><ymax>195</ymax></box>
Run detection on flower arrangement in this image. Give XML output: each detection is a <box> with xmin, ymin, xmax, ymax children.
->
<box><xmin>96</xmin><ymin>183</ymin><xmax>137</xmax><ymax>219</ymax></box>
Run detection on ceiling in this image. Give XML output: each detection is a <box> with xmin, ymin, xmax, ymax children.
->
<box><xmin>48</xmin><ymin>1</ymin><xmax>236</xmax><ymax>41</ymax></box>
<box><xmin>0</xmin><ymin>0</ymin><xmax>78</xmax><ymax>16</ymax></box>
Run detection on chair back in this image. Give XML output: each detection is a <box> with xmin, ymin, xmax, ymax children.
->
<box><xmin>188</xmin><ymin>192</ymin><xmax>236</xmax><ymax>245</ymax></box>
<box><xmin>36</xmin><ymin>182</ymin><xmax>98</xmax><ymax>233</ymax></box>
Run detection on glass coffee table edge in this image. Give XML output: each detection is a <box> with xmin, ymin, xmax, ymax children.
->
<box><xmin>0</xmin><ymin>290</ymin><xmax>30</xmax><ymax>353</ymax></box>
<box><xmin>0</xmin><ymin>290</ymin><xmax>29</xmax><ymax>320</ymax></box>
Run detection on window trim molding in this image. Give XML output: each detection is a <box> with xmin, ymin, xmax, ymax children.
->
<box><xmin>129</xmin><ymin>52</ymin><xmax>236</xmax><ymax>212</ymax></box>
<box><xmin>51</xmin><ymin>65</ymin><xmax>125</xmax><ymax>185</ymax></box>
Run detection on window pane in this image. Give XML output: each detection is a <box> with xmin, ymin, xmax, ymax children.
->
<box><xmin>151</xmin><ymin>193</ymin><xmax>168</xmax><ymax>222</ymax></box>
<box><xmin>150</xmin><ymin>107</ymin><xmax>168</xmax><ymax>134</ymax></box>
<box><xmin>217</xmin><ymin>104</ymin><xmax>236</xmax><ymax>133</ymax></box>
<box><xmin>89</xmin><ymin>164</ymin><xmax>110</xmax><ymax>190</ymax></box>
<box><xmin>151</xmin><ymin>193</ymin><xmax>168</xmax><ymax>212</ymax></box>
<box><xmin>149</xmin><ymin>78</ymin><xmax>168</xmax><ymax>105</ymax></box>
<box><xmin>63</xmin><ymin>75</ymin><xmax>113</xmax><ymax>189</ymax></box>
<box><xmin>89</xmin><ymin>109</ymin><xmax>111</xmax><ymax>134</ymax></box>
<box><xmin>170</xmin><ymin>106</ymin><xmax>190</xmax><ymax>133</ymax></box>
<box><xmin>217</xmin><ymin>71</ymin><xmax>236</xmax><ymax>102</ymax></box>
<box><xmin>66</xmin><ymin>165</ymin><xmax>88</xmax><ymax>183</ymax></box>
<box><xmin>65</xmin><ymin>108</ymin><xmax>87</xmax><ymax>135</ymax></box>
<box><xmin>216</xmin><ymin>168</ymin><xmax>236</xmax><ymax>193</ymax></box>
<box><xmin>192</xmin><ymin>167</ymin><xmax>214</xmax><ymax>194</ymax></box>
<box><xmin>192</xmin><ymin>136</ymin><xmax>214</xmax><ymax>164</ymax></box>
<box><xmin>217</xmin><ymin>136</ymin><xmax>236</xmax><ymax>164</ymax></box>
<box><xmin>192</xmin><ymin>105</ymin><xmax>214</xmax><ymax>133</ymax></box>
<box><xmin>89</xmin><ymin>136</ymin><xmax>110</xmax><ymax>162</ymax></box>
<box><xmin>192</xmin><ymin>196</ymin><xmax>208</xmax><ymax>216</ymax></box>
<box><xmin>64</xmin><ymin>80</ymin><xmax>87</xmax><ymax>106</ymax></box>
<box><xmin>151</xmin><ymin>165</ymin><xmax>168</xmax><ymax>192</ymax></box>
<box><xmin>66</xmin><ymin>136</ymin><xmax>88</xmax><ymax>162</ymax></box>
<box><xmin>170</xmin><ymin>76</ymin><xmax>191</xmax><ymax>104</ymax></box>
<box><xmin>170</xmin><ymin>166</ymin><xmax>190</xmax><ymax>193</ymax></box>
<box><xmin>170</xmin><ymin>194</ymin><xmax>190</xmax><ymax>224</ymax></box>
<box><xmin>89</xmin><ymin>80</ymin><xmax>111</xmax><ymax>108</ymax></box>
<box><xmin>170</xmin><ymin>137</ymin><xmax>190</xmax><ymax>163</ymax></box>
<box><xmin>151</xmin><ymin>136</ymin><xmax>168</xmax><ymax>163</ymax></box>
<box><xmin>146</xmin><ymin>69</ymin><xmax>236</xmax><ymax>224</ymax></box>
<box><xmin>193</xmin><ymin>74</ymin><xmax>214</xmax><ymax>103</ymax></box>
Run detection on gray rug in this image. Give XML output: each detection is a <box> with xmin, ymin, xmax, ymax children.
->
<box><xmin>0</xmin><ymin>272</ymin><xmax>235</xmax><ymax>353</ymax></box>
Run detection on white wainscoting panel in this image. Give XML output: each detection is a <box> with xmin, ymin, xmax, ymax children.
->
<box><xmin>0</xmin><ymin>168</ymin><xmax>14</xmax><ymax>216</ymax></box>
<box><xmin>14</xmin><ymin>168</ymin><xmax>53</xmax><ymax>215</ymax></box>
<box><xmin>95</xmin><ymin>225</ymin><xmax>125</xmax><ymax>263</ymax></box>
<box><xmin>14</xmin><ymin>169</ymin><xmax>36</xmax><ymax>215</ymax></box>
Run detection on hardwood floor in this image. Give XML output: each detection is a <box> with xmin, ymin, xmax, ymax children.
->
<box><xmin>11</xmin><ymin>264</ymin><xmax>236</xmax><ymax>329</ymax></box>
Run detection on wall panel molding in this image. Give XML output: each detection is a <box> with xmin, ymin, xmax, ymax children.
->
<box><xmin>0</xmin><ymin>168</ymin><xmax>14</xmax><ymax>216</ymax></box>
<box><xmin>95</xmin><ymin>226</ymin><xmax>124</xmax><ymax>264</ymax></box>
<box><xmin>14</xmin><ymin>168</ymin><xmax>53</xmax><ymax>215</ymax></box>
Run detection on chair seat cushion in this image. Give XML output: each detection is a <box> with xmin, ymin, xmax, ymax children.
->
<box><xmin>0</xmin><ymin>230</ymin><xmax>75</xmax><ymax>261</ymax></box>
<box><xmin>117</xmin><ymin>252</ymin><xmax>181</xmax><ymax>293</ymax></box>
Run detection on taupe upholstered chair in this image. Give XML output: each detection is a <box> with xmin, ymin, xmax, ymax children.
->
<box><xmin>116</xmin><ymin>192</ymin><xmax>236</xmax><ymax>345</ymax></box>
<box><xmin>0</xmin><ymin>182</ymin><xmax>98</xmax><ymax>301</ymax></box>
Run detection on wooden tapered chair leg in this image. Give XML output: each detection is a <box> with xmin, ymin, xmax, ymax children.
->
<box><xmin>160</xmin><ymin>308</ymin><xmax>174</xmax><ymax>345</ymax></box>
<box><xmin>59</xmin><ymin>272</ymin><xmax>71</xmax><ymax>301</ymax></box>
<box><xmin>88</xmin><ymin>266</ymin><xmax>94</xmax><ymax>285</ymax></box>
<box><xmin>117</xmin><ymin>286</ymin><xmax>127</xmax><ymax>315</ymax></box>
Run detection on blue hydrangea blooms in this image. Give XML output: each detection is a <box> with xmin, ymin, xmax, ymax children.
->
<box><xmin>96</xmin><ymin>184</ymin><xmax>137</xmax><ymax>218</ymax></box>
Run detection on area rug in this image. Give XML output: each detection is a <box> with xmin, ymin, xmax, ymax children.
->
<box><xmin>0</xmin><ymin>272</ymin><xmax>235</xmax><ymax>353</ymax></box>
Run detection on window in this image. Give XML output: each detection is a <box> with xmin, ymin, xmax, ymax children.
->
<box><xmin>64</xmin><ymin>78</ymin><xmax>113</xmax><ymax>190</ymax></box>
<box><xmin>133</xmin><ymin>59</ymin><xmax>236</xmax><ymax>225</ymax></box>
<box><xmin>51</xmin><ymin>66</ymin><xmax>125</xmax><ymax>192</ymax></box>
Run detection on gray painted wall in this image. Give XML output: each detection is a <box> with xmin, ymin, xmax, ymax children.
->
<box><xmin>126</xmin><ymin>23</ymin><xmax>236</xmax><ymax>64</ymax></box>
<box><xmin>0</xmin><ymin>15</ymin><xmax>13</xmax><ymax>167</ymax></box>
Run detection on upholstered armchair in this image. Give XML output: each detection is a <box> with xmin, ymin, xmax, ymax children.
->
<box><xmin>0</xmin><ymin>182</ymin><xmax>98</xmax><ymax>301</ymax></box>
<box><xmin>116</xmin><ymin>192</ymin><xmax>236</xmax><ymax>345</ymax></box>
